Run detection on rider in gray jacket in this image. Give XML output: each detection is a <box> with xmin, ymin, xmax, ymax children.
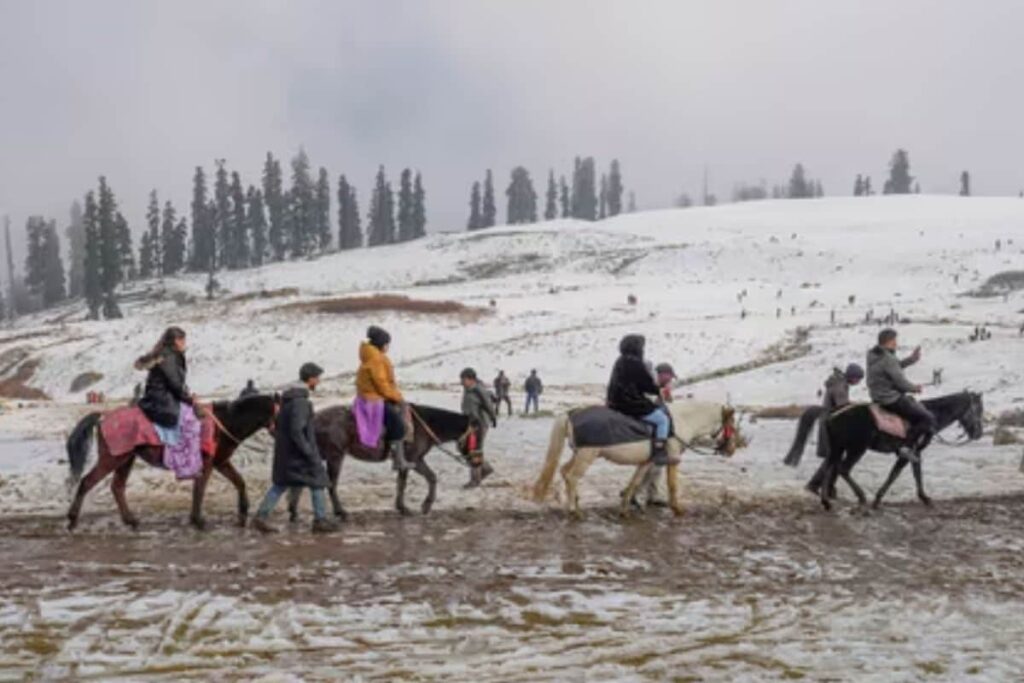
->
<box><xmin>866</xmin><ymin>328</ymin><xmax>934</xmax><ymax>461</ymax></box>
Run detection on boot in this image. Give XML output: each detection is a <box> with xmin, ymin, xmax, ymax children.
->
<box><xmin>391</xmin><ymin>441</ymin><xmax>410</xmax><ymax>472</ymax></box>
<box><xmin>311</xmin><ymin>517</ymin><xmax>339</xmax><ymax>534</ymax></box>
<box><xmin>479</xmin><ymin>461</ymin><xmax>494</xmax><ymax>483</ymax></box>
<box><xmin>464</xmin><ymin>465</ymin><xmax>482</xmax><ymax>489</ymax></box>
<box><xmin>252</xmin><ymin>516</ymin><xmax>277</xmax><ymax>534</ymax></box>
<box><xmin>650</xmin><ymin>439</ymin><xmax>669</xmax><ymax>466</ymax></box>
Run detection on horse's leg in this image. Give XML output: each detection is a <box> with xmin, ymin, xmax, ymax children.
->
<box><xmin>872</xmin><ymin>458</ymin><xmax>909</xmax><ymax>509</ymax></box>
<box><xmin>214</xmin><ymin>459</ymin><xmax>250</xmax><ymax>527</ymax></box>
<box><xmin>416</xmin><ymin>459</ymin><xmax>438</xmax><ymax>515</ymax></box>
<box><xmin>67</xmin><ymin>447</ymin><xmax>119</xmax><ymax>530</ymax></box>
<box><xmin>912</xmin><ymin>460</ymin><xmax>932</xmax><ymax>507</ymax></box>
<box><xmin>839</xmin><ymin>448</ymin><xmax>869</xmax><ymax>509</ymax></box>
<box><xmin>562</xmin><ymin>449</ymin><xmax>597</xmax><ymax>520</ymax></box>
<box><xmin>190</xmin><ymin>456</ymin><xmax>216</xmax><ymax>530</ymax></box>
<box><xmin>665</xmin><ymin>462</ymin><xmax>684</xmax><ymax>517</ymax></box>
<box><xmin>327</xmin><ymin>453</ymin><xmax>347</xmax><ymax>520</ymax></box>
<box><xmin>110</xmin><ymin>455</ymin><xmax>139</xmax><ymax>529</ymax></box>
<box><xmin>396</xmin><ymin>468</ymin><xmax>412</xmax><ymax>516</ymax></box>
<box><xmin>620</xmin><ymin>463</ymin><xmax>652</xmax><ymax>518</ymax></box>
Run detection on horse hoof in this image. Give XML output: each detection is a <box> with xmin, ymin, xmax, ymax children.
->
<box><xmin>236</xmin><ymin>515</ymin><xmax>248</xmax><ymax>528</ymax></box>
<box><xmin>66</xmin><ymin>515</ymin><xmax>78</xmax><ymax>532</ymax></box>
<box><xmin>397</xmin><ymin>506</ymin><xmax>413</xmax><ymax>517</ymax></box>
<box><xmin>920</xmin><ymin>495</ymin><xmax>934</xmax><ymax>507</ymax></box>
<box><xmin>671</xmin><ymin>506</ymin><xmax>685</xmax><ymax>518</ymax></box>
<box><xmin>190</xmin><ymin>516</ymin><xmax>207</xmax><ymax>531</ymax></box>
<box><xmin>421</xmin><ymin>502</ymin><xmax>434</xmax><ymax>515</ymax></box>
<box><xmin>124</xmin><ymin>516</ymin><xmax>140</xmax><ymax>530</ymax></box>
<box><xmin>334</xmin><ymin>509</ymin><xmax>348</xmax><ymax>522</ymax></box>
<box><xmin>872</xmin><ymin>499</ymin><xmax>883</xmax><ymax>510</ymax></box>
<box><xmin>288</xmin><ymin>511</ymin><xmax>298</xmax><ymax>524</ymax></box>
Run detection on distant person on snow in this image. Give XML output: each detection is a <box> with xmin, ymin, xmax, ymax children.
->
<box><xmin>493</xmin><ymin>370</ymin><xmax>512</xmax><ymax>417</ymax></box>
<box><xmin>606</xmin><ymin>335</ymin><xmax>670</xmax><ymax>465</ymax></box>
<box><xmin>524</xmin><ymin>370</ymin><xmax>543</xmax><ymax>414</ymax></box>
<box><xmin>460</xmin><ymin>368</ymin><xmax>497</xmax><ymax>488</ymax></box>
<box><xmin>239</xmin><ymin>379</ymin><xmax>258</xmax><ymax>399</ymax></box>
<box><xmin>252</xmin><ymin>362</ymin><xmax>337</xmax><ymax>534</ymax></box>
<box><xmin>357</xmin><ymin>325</ymin><xmax>410</xmax><ymax>471</ymax></box>
<box><xmin>867</xmin><ymin>328</ymin><xmax>931</xmax><ymax>463</ymax></box>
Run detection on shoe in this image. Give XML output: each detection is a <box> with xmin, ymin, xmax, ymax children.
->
<box><xmin>479</xmin><ymin>462</ymin><xmax>494</xmax><ymax>483</ymax></box>
<box><xmin>650</xmin><ymin>439</ymin><xmax>669</xmax><ymax>466</ymax></box>
<box><xmin>896</xmin><ymin>446</ymin><xmax>921</xmax><ymax>464</ymax></box>
<box><xmin>311</xmin><ymin>518</ymin><xmax>339</xmax><ymax>534</ymax></box>
<box><xmin>463</xmin><ymin>466</ymin><xmax>482</xmax><ymax>489</ymax></box>
<box><xmin>252</xmin><ymin>517</ymin><xmax>277</xmax><ymax>534</ymax></box>
<box><xmin>391</xmin><ymin>441</ymin><xmax>411</xmax><ymax>472</ymax></box>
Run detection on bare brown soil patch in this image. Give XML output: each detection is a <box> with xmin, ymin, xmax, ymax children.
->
<box><xmin>0</xmin><ymin>359</ymin><xmax>50</xmax><ymax>400</ymax></box>
<box><xmin>228</xmin><ymin>287</ymin><xmax>300</xmax><ymax>303</ymax></box>
<box><xmin>271</xmin><ymin>294</ymin><xmax>489</xmax><ymax>320</ymax></box>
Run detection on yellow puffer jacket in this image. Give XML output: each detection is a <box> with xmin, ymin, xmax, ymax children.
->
<box><xmin>356</xmin><ymin>342</ymin><xmax>404</xmax><ymax>403</ymax></box>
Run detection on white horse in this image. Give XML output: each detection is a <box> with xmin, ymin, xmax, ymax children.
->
<box><xmin>532</xmin><ymin>401</ymin><xmax>741</xmax><ymax>518</ymax></box>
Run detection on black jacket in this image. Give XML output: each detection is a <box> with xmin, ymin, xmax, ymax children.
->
<box><xmin>272</xmin><ymin>385</ymin><xmax>329</xmax><ymax>489</ymax></box>
<box><xmin>138</xmin><ymin>348</ymin><xmax>192</xmax><ymax>428</ymax></box>
<box><xmin>606</xmin><ymin>339</ymin><xmax>660</xmax><ymax>418</ymax></box>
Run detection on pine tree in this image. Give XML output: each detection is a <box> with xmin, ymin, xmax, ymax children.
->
<box><xmin>97</xmin><ymin>177</ymin><xmax>123</xmax><ymax>318</ymax></box>
<box><xmin>34</xmin><ymin>220</ymin><xmax>65</xmax><ymax>307</ymax></box>
<box><xmin>481</xmin><ymin>170</ymin><xmax>497</xmax><ymax>228</ymax></box>
<box><xmin>190</xmin><ymin>166</ymin><xmax>212</xmax><ymax>272</ymax></box>
<box><xmin>3</xmin><ymin>218</ymin><xmax>14</xmax><ymax>320</ymax></box>
<box><xmin>960</xmin><ymin>171</ymin><xmax>970</xmax><ymax>197</ymax></box>
<box><xmin>83</xmin><ymin>191</ymin><xmax>102</xmax><ymax>318</ymax></box>
<box><xmin>598</xmin><ymin>174</ymin><xmax>608</xmax><ymax>219</ymax></box>
<box><xmin>607</xmin><ymin>160</ymin><xmax>624</xmax><ymax>216</ymax></box>
<box><xmin>367</xmin><ymin>166</ymin><xmax>396</xmax><ymax>246</ymax></box>
<box><xmin>145</xmin><ymin>190</ymin><xmax>161</xmax><ymax>279</ymax></box>
<box><xmin>263</xmin><ymin>152</ymin><xmax>286</xmax><ymax>261</ymax></box>
<box><xmin>397</xmin><ymin>168</ymin><xmax>415</xmax><ymax>242</ymax></box>
<box><xmin>864</xmin><ymin>176</ymin><xmax>873</xmax><ymax>195</ymax></box>
<box><xmin>138</xmin><ymin>231</ymin><xmax>155</xmax><ymax>280</ymax></box>
<box><xmin>24</xmin><ymin>217</ymin><xmax>47</xmax><ymax>305</ymax></box>
<box><xmin>247</xmin><ymin>186</ymin><xmax>267</xmax><ymax>266</ymax></box>
<box><xmin>161</xmin><ymin>201</ymin><xmax>185</xmax><ymax>275</ymax></box>
<box><xmin>886</xmin><ymin>149</ymin><xmax>913</xmax><ymax>194</ymax></box>
<box><xmin>559</xmin><ymin>176</ymin><xmax>570</xmax><ymax>218</ymax></box>
<box><xmin>544</xmin><ymin>171</ymin><xmax>557</xmax><ymax>220</ymax></box>
<box><xmin>412</xmin><ymin>172</ymin><xmax>426</xmax><ymax>239</ymax></box>
<box><xmin>212</xmin><ymin>160</ymin><xmax>231</xmax><ymax>268</ymax></box>
<box><xmin>315</xmin><ymin>167</ymin><xmax>331</xmax><ymax>252</ymax></box>
<box><xmin>337</xmin><ymin>175</ymin><xmax>363</xmax><ymax>249</ymax></box>
<box><xmin>571</xmin><ymin>157</ymin><xmax>598</xmax><ymax>220</ymax></box>
<box><xmin>853</xmin><ymin>174</ymin><xmax>864</xmax><ymax>196</ymax></box>
<box><xmin>627</xmin><ymin>191</ymin><xmax>637</xmax><ymax>212</ymax></box>
<box><xmin>229</xmin><ymin>171</ymin><xmax>248</xmax><ymax>268</ymax></box>
<box><xmin>467</xmin><ymin>181</ymin><xmax>482</xmax><ymax>231</ymax></box>
<box><xmin>506</xmin><ymin>167</ymin><xmax>538</xmax><ymax>225</ymax></box>
<box><xmin>788</xmin><ymin>164</ymin><xmax>810</xmax><ymax>198</ymax></box>
<box><xmin>289</xmin><ymin>148</ymin><xmax>314</xmax><ymax>258</ymax></box>
<box><xmin>115</xmin><ymin>212</ymin><xmax>135</xmax><ymax>282</ymax></box>
<box><xmin>66</xmin><ymin>201</ymin><xmax>85</xmax><ymax>298</ymax></box>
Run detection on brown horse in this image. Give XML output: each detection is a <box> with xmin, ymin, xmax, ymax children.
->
<box><xmin>65</xmin><ymin>395</ymin><xmax>278</xmax><ymax>530</ymax></box>
<box><xmin>287</xmin><ymin>404</ymin><xmax>473</xmax><ymax>520</ymax></box>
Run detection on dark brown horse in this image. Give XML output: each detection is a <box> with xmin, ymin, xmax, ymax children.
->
<box><xmin>288</xmin><ymin>404</ymin><xmax>473</xmax><ymax>520</ymax></box>
<box><xmin>65</xmin><ymin>395</ymin><xmax>278</xmax><ymax>530</ymax></box>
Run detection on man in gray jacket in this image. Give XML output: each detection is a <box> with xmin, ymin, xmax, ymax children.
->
<box><xmin>867</xmin><ymin>328</ymin><xmax>934</xmax><ymax>461</ymax></box>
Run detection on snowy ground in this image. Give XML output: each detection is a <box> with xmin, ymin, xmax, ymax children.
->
<box><xmin>0</xmin><ymin>195</ymin><xmax>1023</xmax><ymax>680</ymax></box>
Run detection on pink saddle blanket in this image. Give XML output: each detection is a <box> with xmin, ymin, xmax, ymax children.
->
<box><xmin>100</xmin><ymin>406</ymin><xmax>217</xmax><ymax>459</ymax></box>
<box><xmin>869</xmin><ymin>404</ymin><xmax>908</xmax><ymax>439</ymax></box>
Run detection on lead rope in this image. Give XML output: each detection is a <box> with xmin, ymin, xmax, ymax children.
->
<box><xmin>408</xmin><ymin>407</ymin><xmax>473</xmax><ymax>469</ymax></box>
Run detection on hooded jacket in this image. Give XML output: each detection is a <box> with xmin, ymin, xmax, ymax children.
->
<box><xmin>138</xmin><ymin>348</ymin><xmax>192</xmax><ymax>428</ymax></box>
<box><xmin>866</xmin><ymin>346</ymin><xmax>918</xmax><ymax>405</ymax></box>
<box><xmin>356</xmin><ymin>341</ymin><xmax>403</xmax><ymax>403</ymax></box>
<box><xmin>606</xmin><ymin>335</ymin><xmax>660</xmax><ymax>417</ymax></box>
<box><xmin>271</xmin><ymin>384</ymin><xmax>329</xmax><ymax>489</ymax></box>
<box><xmin>823</xmin><ymin>368</ymin><xmax>852</xmax><ymax>412</ymax></box>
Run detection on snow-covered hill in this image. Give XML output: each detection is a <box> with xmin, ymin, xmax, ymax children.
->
<box><xmin>3</xmin><ymin>195</ymin><xmax>1022</xmax><ymax>411</ymax></box>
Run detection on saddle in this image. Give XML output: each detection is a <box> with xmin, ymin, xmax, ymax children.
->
<box><xmin>868</xmin><ymin>404</ymin><xmax>908</xmax><ymax>440</ymax></box>
<box><xmin>569</xmin><ymin>406</ymin><xmax>672</xmax><ymax>448</ymax></box>
<box><xmin>101</xmin><ymin>405</ymin><xmax>217</xmax><ymax>459</ymax></box>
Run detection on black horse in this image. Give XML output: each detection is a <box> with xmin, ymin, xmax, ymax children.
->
<box><xmin>784</xmin><ymin>392</ymin><xmax>984</xmax><ymax>511</ymax></box>
<box><xmin>287</xmin><ymin>403</ymin><xmax>472</xmax><ymax>520</ymax></box>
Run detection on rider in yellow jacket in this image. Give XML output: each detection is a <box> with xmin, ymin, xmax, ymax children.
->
<box><xmin>356</xmin><ymin>326</ymin><xmax>409</xmax><ymax>471</ymax></box>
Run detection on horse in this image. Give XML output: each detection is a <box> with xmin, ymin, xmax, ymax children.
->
<box><xmin>531</xmin><ymin>401</ymin><xmax>741</xmax><ymax>518</ymax></box>
<box><xmin>65</xmin><ymin>394</ymin><xmax>279</xmax><ymax>530</ymax></box>
<box><xmin>288</xmin><ymin>403</ymin><xmax>473</xmax><ymax>520</ymax></box>
<box><xmin>784</xmin><ymin>392</ymin><xmax>984</xmax><ymax>511</ymax></box>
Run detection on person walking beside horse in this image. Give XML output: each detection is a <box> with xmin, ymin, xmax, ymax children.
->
<box><xmin>460</xmin><ymin>367</ymin><xmax>497</xmax><ymax>488</ymax></box>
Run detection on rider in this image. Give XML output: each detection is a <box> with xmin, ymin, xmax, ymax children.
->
<box><xmin>817</xmin><ymin>363</ymin><xmax>864</xmax><ymax>458</ymax></box>
<box><xmin>136</xmin><ymin>326</ymin><xmax>197</xmax><ymax>431</ymax></box>
<box><xmin>866</xmin><ymin>328</ymin><xmax>934</xmax><ymax>462</ymax></box>
<box><xmin>607</xmin><ymin>334</ymin><xmax>670</xmax><ymax>465</ymax></box>
<box><xmin>357</xmin><ymin>325</ymin><xmax>409</xmax><ymax>471</ymax></box>
<box><xmin>460</xmin><ymin>367</ymin><xmax>497</xmax><ymax>488</ymax></box>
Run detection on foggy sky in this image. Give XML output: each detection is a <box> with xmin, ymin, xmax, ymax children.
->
<box><xmin>1</xmin><ymin>0</ymin><xmax>1022</xmax><ymax>254</ymax></box>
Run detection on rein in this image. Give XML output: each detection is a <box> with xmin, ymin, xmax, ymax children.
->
<box><xmin>207</xmin><ymin>408</ymin><xmax>243</xmax><ymax>446</ymax></box>
<box><xmin>409</xmin><ymin>406</ymin><xmax>472</xmax><ymax>469</ymax></box>
<box><xmin>670</xmin><ymin>423</ymin><xmax>731</xmax><ymax>456</ymax></box>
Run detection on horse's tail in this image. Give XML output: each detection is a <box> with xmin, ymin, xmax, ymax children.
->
<box><xmin>67</xmin><ymin>412</ymin><xmax>102</xmax><ymax>484</ymax></box>
<box><xmin>783</xmin><ymin>406</ymin><xmax>824</xmax><ymax>467</ymax></box>
<box><xmin>532</xmin><ymin>412</ymin><xmax>571</xmax><ymax>502</ymax></box>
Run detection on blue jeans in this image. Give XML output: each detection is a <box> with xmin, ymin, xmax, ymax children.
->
<box><xmin>642</xmin><ymin>408</ymin><xmax>670</xmax><ymax>440</ymax></box>
<box><xmin>525</xmin><ymin>393</ymin><xmax>539</xmax><ymax>414</ymax></box>
<box><xmin>257</xmin><ymin>484</ymin><xmax>327</xmax><ymax>520</ymax></box>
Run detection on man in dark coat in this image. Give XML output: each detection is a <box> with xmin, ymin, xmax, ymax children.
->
<box><xmin>816</xmin><ymin>363</ymin><xmax>864</xmax><ymax>459</ymax></box>
<box><xmin>493</xmin><ymin>370</ymin><xmax>512</xmax><ymax>417</ymax></box>
<box><xmin>253</xmin><ymin>363</ymin><xmax>337</xmax><ymax>534</ymax></box>
<box><xmin>461</xmin><ymin>367</ymin><xmax>498</xmax><ymax>488</ymax></box>
<box><xmin>524</xmin><ymin>370</ymin><xmax>543</xmax><ymax>414</ymax></box>
<box><xmin>607</xmin><ymin>334</ymin><xmax>670</xmax><ymax>464</ymax></box>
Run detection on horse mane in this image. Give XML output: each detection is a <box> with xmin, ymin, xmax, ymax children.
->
<box><xmin>410</xmin><ymin>403</ymin><xmax>470</xmax><ymax>441</ymax></box>
<box><xmin>212</xmin><ymin>394</ymin><xmax>277</xmax><ymax>436</ymax></box>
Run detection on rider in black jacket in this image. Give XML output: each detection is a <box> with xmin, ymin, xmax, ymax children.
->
<box><xmin>135</xmin><ymin>327</ymin><xmax>194</xmax><ymax>428</ymax></box>
<box><xmin>607</xmin><ymin>334</ymin><xmax>670</xmax><ymax>464</ymax></box>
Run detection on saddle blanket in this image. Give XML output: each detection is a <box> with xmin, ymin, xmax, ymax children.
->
<box><xmin>868</xmin><ymin>404</ymin><xmax>908</xmax><ymax>439</ymax></box>
<box><xmin>570</xmin><ymin>406</ymin><xmax>654</xmax><ymax>448</ymax></box>
<box><xmin>100</xmin><ymin>405</ymin><xmax>217</xmax><ymax>459</ymax></box>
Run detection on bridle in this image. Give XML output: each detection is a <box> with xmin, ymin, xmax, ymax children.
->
<box><xmin>934</xmin><ymin>393</ymin><xmax>983</xmax><ymax>447</ymax></box>
<box><xmin>409</xmin><ymin>406</ymin><xmax>473</xmax><ymax>468</ymax></box>
<box><xmin>669</xmin><ymin>408</ymin><xmax>738</xmax><ymax>457</ymax></box>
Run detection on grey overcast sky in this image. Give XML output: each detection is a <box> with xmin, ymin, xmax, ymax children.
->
<box><xmin>1</xmin><ymin>0</ymin><xmax>1022</xmax><ymax>244</ymax></box>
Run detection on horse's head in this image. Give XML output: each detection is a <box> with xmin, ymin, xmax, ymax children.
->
<box><xmin>958</xmin><ymin>391</ymin><xmax>985</xmax><ymax>441</ymax></box>
<box><xmin>228</xmin><ymin>393</ymin><xmax>279</xmax><ymax>439</ymax></box>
